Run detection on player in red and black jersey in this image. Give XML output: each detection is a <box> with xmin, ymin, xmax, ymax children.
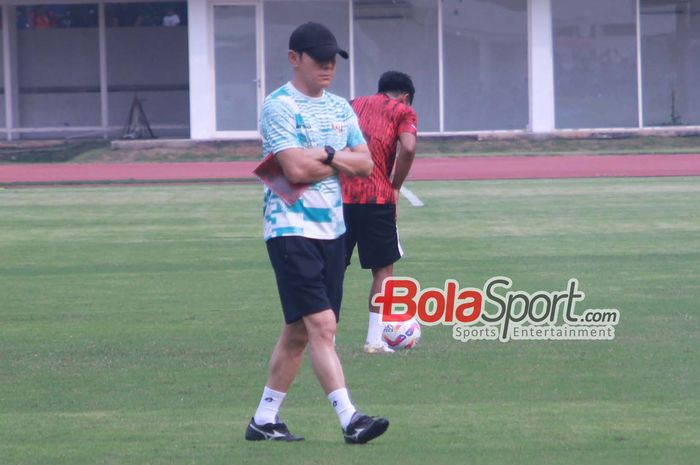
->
<box><xmin>341</xmin><ymin>71</ymin><xmax>418</xmax><ymax>353</ymax></box>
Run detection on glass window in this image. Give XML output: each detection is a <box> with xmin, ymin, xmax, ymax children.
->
<box><xmin>0</xmin><ymin>9</ymin><xmax>5</xmax><ymax>129</ymax></box>
<box><xmin>17</xmin><ymin>4</ymin><xmax>98</xmax><ymax>29</ymax></box>
<box><xmin>354</xmin><ymin>0</ymin><xmax>439</xmax><ymax>131</ymax></box>
<box><xmin>552</xmin><ymin>0</ymin><xmax>639</xmax><ymax>129</ymax></box>
<box><xmin>105</xmin><ymin>2</ymin><xmax>187</xmax><ymax>28</ymax></box>
<box><xmin>442</xmin><ymin>0</ymin><xmax>528</xmax><ymax>131</ymax></box>
<box><xmin>264</xmin><ymin>0</ymin><xmax>350</xmax><ymax>98</ymax></box>
<box><xmin>214</xmin><ymin>5</ymin><xmax>258</xmax><ymax>131</ymax></box>
<box><xmin>106</xmin><ymin>2</ymin><xmax>189</xmax><ymax>137</ymax></box>
<box><xmin>641</xmin><ymin>0</ymin><xmax>700</xmax><ymax>126</ymax></box>
<box><xmin>17</xmin><ymin>5</ymin><xmax>101</xmax><ymax>129</ymax></box>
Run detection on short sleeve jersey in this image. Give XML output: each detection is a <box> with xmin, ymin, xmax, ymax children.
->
<box><xmin>260</xmin><ymin>82</ymin><xmax>366</xmax><ymax>241</ymax></box>
<box><xmin>341</xmin><ymin>93</ymin><xmax>417</xmax><ymax>204</ymax></box>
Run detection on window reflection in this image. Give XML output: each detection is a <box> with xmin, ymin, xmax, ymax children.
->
<box><xmin>354</xmin><ymin>0</ymin><xmax>439</xmax><ymax>131</ymax></box>
<box><xmin>641</xmin><ymin>0</ymin><xmax>700</xmax><ymax>126</ymax></box>
<box><xmin>442</xmin><ymin>0</ymin><xmax>528</xmax><ymax>131</ymax></box>
<box><xmin>553</xmin><ymin>0</ymin><xmax>639</xmax><ymax>129</ymax></box>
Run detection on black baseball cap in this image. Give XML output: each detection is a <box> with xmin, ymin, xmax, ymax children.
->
<box><xmin>289</xmin><ymin>22</ymin><xmax>349</xmax><ymax>62</ymax></box>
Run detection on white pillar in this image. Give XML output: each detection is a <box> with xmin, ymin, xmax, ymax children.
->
<box><xmin>3</xmin><ymin>4</ymin><xmax>19</xmax><ymax>140</ymax></box>
<box><xmin>437</xmin><ymin>0</ymin><xmax>444</xmax><ymax>132</ymax></box>
<box><xmin>636</xmin><ymin>0</ymin><xmax>643</xmax><ymax>128</ymax></box>
<box><xmin>188</xmin><ymin>0</ymin><xmax>214</xmax><ymax>139</ymax></box>
<box><xmin>348</xmin><ymin>0</ymin><xmax>355</xmax><ymax>99</ymax></box>
<box><xmin>98</xmin><ymin>1</ymin><xmax>109</xmax><ymax>138</ymax></box>
<box><xmin>528</xmin><ymin>0</ymin><xmax>555</xmax><ymax>133</ymax></box>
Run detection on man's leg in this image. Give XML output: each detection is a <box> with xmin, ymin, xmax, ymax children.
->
<box><xmin>353</xmin><ymin>204</ymin><xmax>401</xmax><ymax>353</ymax></box>
<box><xmin>303</xmin><ymin>309</ymin><xmax>356</xmax><ymax>428</ymax></box>
<box><xmin>266</xmin><ymin>319</ymin><xmax>308</xmax><ymax>392</ymax></box>
<box><xmin>253</xmin><ymin>236</ymin><xmax>313</xmax><ymax>424</ymax></box>
<box><xmin>246</xmin><ymin>320</ymin><xmax>308</xmax><ymax>441</ymax></box>
<box><xmin>364</xmin><ymin>264</ymin><xmax>393</xmax><ymax>351</ymax></box>
<box><xmin>370</xmin><ymin>264</ymin><xmax>393</xmax><ymax>315</ymax></box>
<box><xmin>303</xmin><ymin>309</ymin><xmax>345</xmax><ymax>394</ymax></box>
<box><xmin>303</xmin><ymin>309</ymin><xmax>389</xmax><ymax>444</ymax></box>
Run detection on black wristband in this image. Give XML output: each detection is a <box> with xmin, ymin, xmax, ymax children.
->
<box><xmin>323</xmin><ymin>145</ymin><xmax>336</xmax><ymax>165</ymax></box>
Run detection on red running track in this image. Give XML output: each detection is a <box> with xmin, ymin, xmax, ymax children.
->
<box><xmin>2</xmin><ymin>154</ymin><xmax>700</xmax><ymax>185</ymax></box>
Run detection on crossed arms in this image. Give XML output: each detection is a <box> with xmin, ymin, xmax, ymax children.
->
<box><xmin>276</xmin><ymin>145</ymin><xmax>374</xmax><ymax>184</ymax></box>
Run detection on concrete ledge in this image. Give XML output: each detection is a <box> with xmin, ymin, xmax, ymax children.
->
<box><xmin>110</xmin><ymin>138</ymin><xmax>261</xmax><ymax>150</ymax></box>
<box><xmin>110</xmin><ymin>127</ymin><xmax>700</xmax><ymax>150</ymax></box>
<box><xmin>420</xmin><ymin>127</ymin><xmax>700</xmax><ymax>142</ymax></box>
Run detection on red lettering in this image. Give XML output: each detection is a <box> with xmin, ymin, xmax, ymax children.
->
<box><xmin>444</xmin><ymin>280</ymin><xmax>457</xmax><ymax>323</ymax></box>
<box><xmin>375</xmin><ymin>278</ymin><xmax>486</xmax><ymax>326</ymax></box>
<box><xmin>455</xmin><ymin>290</ymin><xmax>482</xmax><ymax>323</ymax></box>
<box><xmin>374</xmin><ymin>278</ymin><xmax>417</xmax><ymax>322</ymax></box>
<box><xmin>418</xmin><ymin>289</ymin><xmax>445</xmax><ymax>324</ymax></box>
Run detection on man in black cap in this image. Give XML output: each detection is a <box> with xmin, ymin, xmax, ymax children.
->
<box><xmin>245</xmin><ymin>22</ymin><xmax>390</xmax><ymax>445</ymax></box>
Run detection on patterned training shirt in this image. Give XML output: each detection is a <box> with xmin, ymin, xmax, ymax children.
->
<box><xmin>342</xmin><ymin>93</ymin><xmax>418</xmax><ymax>204</ymax></box>
<box><xmin>260</xmin><ymin>82</ymin><xmax>366</xmax><ymax>241</ymax></box>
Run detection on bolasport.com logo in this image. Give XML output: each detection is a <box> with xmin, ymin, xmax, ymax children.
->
<box><xmin>373</xmin><ymin>277</ymin><xmax>620</xmax><ymax>342</ymax></box>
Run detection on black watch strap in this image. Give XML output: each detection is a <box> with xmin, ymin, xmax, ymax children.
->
<box><xmin>323</xmin><ymin>145</ymin><xmax>336</xmax><ymax>165</ymax></box>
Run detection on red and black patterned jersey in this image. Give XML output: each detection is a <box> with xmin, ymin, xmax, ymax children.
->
<box><xmin>341</xmin><ymin>93</ymin><xmax>418</xmax><ymax>205</ymax></box>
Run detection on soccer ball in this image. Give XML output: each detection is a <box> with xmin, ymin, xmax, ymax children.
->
<box><xmin>382</xmin><ymin>318</ymin><xmax>421</xmax><ymax>350</ymax></box>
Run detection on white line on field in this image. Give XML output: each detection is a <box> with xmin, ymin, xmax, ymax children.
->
<box><xmin>400</xmin><ymin>186</ymin><xmax>424</xmax><ymax>207</ymax></box>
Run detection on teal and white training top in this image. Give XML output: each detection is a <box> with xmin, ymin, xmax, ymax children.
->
<box><xmin>260</xmin><ymin>82</ymin><xmax>365</xmax><ymax>241</ymax></box>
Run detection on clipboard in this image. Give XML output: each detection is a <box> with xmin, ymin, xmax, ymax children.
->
<box><xmin>253</xmin><ymin>152</ymin><xmax>310</xmax><ymax>206</ymax></box>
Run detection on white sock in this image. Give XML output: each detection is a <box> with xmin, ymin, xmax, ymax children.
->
<box><xmin>328</xmin><ymin>388</ymin><xmax>357</xmax><ymax>429</ymax></box>
<box><xmin>253</xmin><ymin>386</ymin><xmax>286</xmax><ymax>425</ymax></box>
<box><xmin>366</xmin><ymin>312</ymin><xmax>385</xmax><ymax>345</ymax></box>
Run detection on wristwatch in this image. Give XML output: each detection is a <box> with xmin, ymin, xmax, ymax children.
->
<box><xmin>323</xmin><ymin>145</ymin><xmax>336</xmax><ymax>165</ymax></box>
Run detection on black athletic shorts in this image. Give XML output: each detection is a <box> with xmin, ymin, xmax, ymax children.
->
<box><xmin>266</xmin><ymin>235</ymin><xmax>345</xmax><ymax>324</ymax></box>
<box><xmin>344</xmin><ymin>203</ymin><xmax>403</xmax><ymax>270</ymax></box>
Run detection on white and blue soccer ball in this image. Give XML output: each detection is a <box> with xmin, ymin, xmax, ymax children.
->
<box><xmin>383</xmin><ymin>317</ymin><xmax>422</xmax><ymax>350</ymax></box>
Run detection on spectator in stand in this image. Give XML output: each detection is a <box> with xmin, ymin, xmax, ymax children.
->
<box><xmin>59</xmin><ymin>9</ymin><xmax>73</xmax><ymax>28</ymax></box>
<box><xmin>31</xmin><ymin>6</ymin><xmax>54</xmax><ymax>29</ymax></box>
<box><xmin>163</xmin><ymin>8</ymin><xmax>180</xmax><ymax>27</ymax></box>
<box><xmin>17</xmin><ymin>8</ymin><xmax>31</xmax><ymax>29</ymax></box>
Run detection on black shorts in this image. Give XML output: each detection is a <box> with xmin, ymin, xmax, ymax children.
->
<box><xmin>344</xmin><ymin>203</ymin><xmax>403</xmax><ymax>270</ymax></box>
<box><xmin>266</xmin><ymin>235</ymin><xmax>345</xmax><ymax>324</ymax></box>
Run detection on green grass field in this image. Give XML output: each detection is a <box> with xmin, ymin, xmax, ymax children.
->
<box><xmin>1</xmin><ymin>178</ymin><xmax>699</xmax><ymax>464</ymax></box>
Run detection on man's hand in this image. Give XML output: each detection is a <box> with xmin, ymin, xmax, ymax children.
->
<box><xmin>394</xmin><ymin>188</ymin><xmax>400</xmax><ymax>221</ymax></box>
<box><xmin>274</xmin><ymin>144</ymin><xmax>374</xmax><ymax>184</ymax></box>
<box><xmin>276</xmin><ymin>147</ymin><xmax>335</xmax><ymax>184</ymax></box>
<box><xmin>390</xmin><ymin>132</ymin><xmax>416</xmax><ymax>220</ymax></box>
<box><xmin>328</xmin><ymin>144</ymin><xmax>373</xmax><ymax>178</ymax></box>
